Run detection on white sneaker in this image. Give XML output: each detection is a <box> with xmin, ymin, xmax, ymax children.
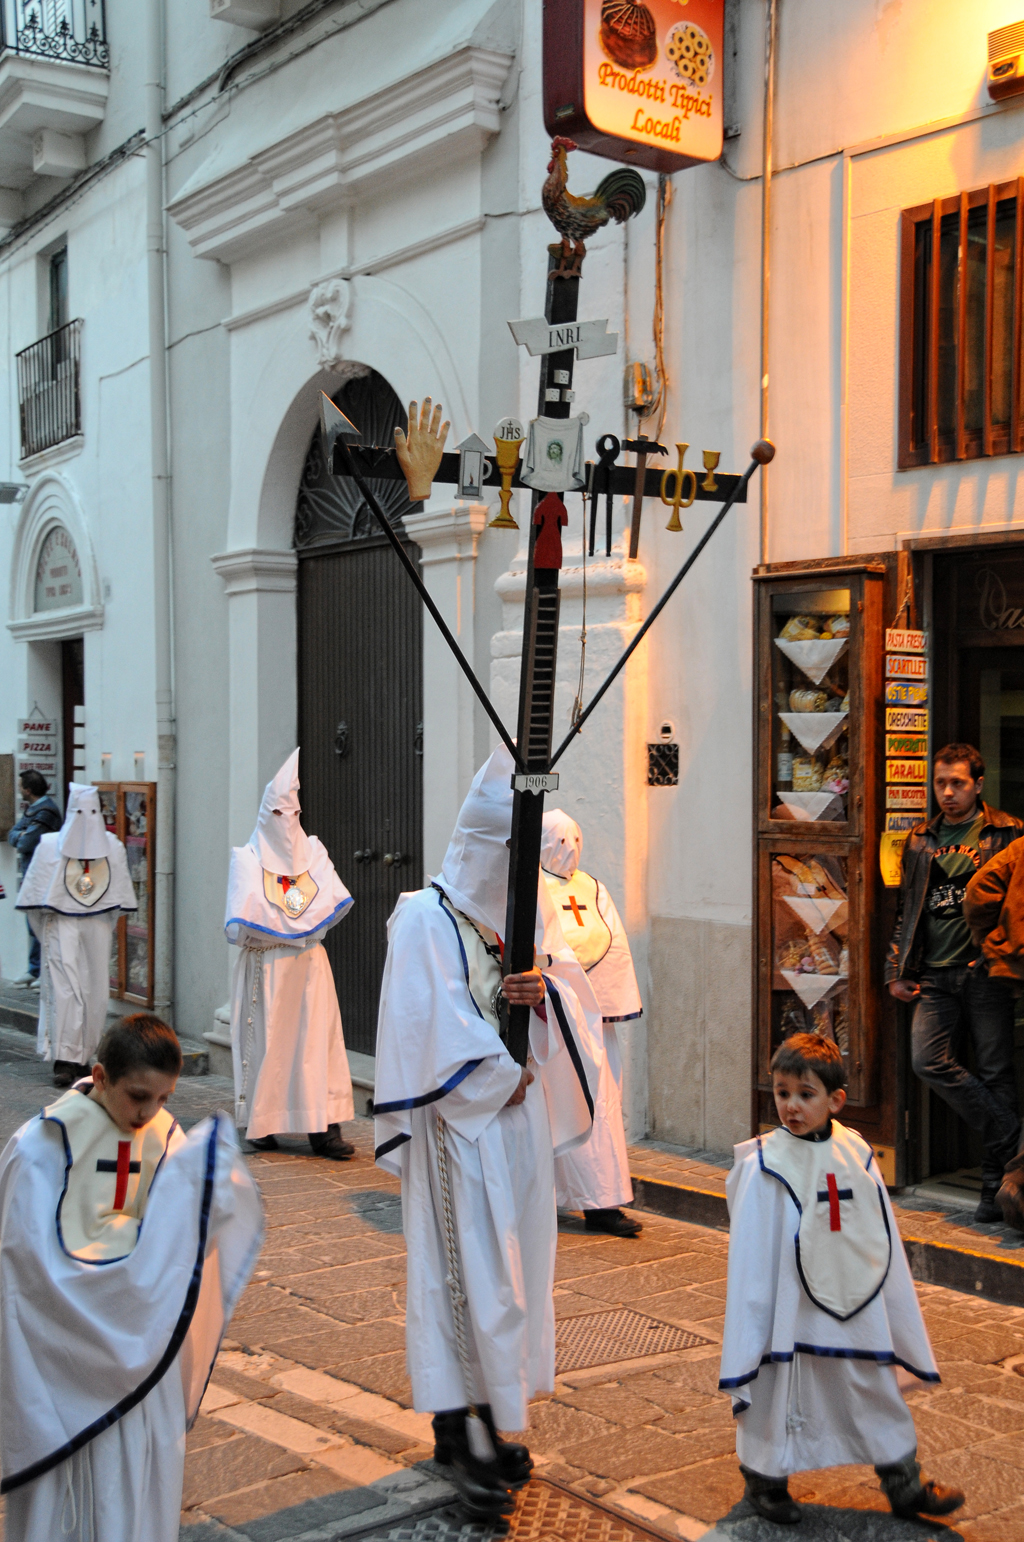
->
<box><xmin>10</xmin><ymin>972</ymin><xmax>36</xmax><ymax>988</ymax></box>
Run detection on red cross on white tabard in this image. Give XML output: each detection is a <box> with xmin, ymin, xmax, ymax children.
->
<box><xmin>816</xmin><ymin>1172</ymin><xmax>853</xmax><ymax>1232</ymax></box>
<box><xmin>96</xmin><ymin>1141</ymin><xmax>141</xmax><ymax>1212</ymax></box>
<box><xmin>563</xmin><ymin>897</ymin><xmax>587</xmax><ymax>927</ymax></box>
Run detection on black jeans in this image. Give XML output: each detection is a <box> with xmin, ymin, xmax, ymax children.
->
<box><xmin>911</xmin><ymin>964</ymin><xmax>1020</xmax><ymax>1184</ymax></box>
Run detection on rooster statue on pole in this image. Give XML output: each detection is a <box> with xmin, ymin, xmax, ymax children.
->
<box><xmin>541</xmin><ymin>136</ymin><xmax>647</xmax><ymax>277</ymax></box>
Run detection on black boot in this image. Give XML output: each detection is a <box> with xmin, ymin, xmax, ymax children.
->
<box><xmin>975</xmin><ymin>1183</ymin><xmax>1003</xmax><ymax>1223</ymax></box>
<box><xmin>875</xmin><ymin>1451</ymin><xmax>964</xmax><ymax>1519</ymax></box>
<box><xmin>431</xmin><ymin>1409</ymin><xmax>515</xmax><ymax>1522</ymax></box>
<box><xmin>308</xmin><ymin>1123</ymin><xmax>354</xmax><ymax>1160</ymax></box>
<box><xmin>473</xmin><ymin>1405</ymin><xmax>532</xmax><ymax>1489</ymax></box>
<box><xmin>739</xmin><ymin>1464</ymin><xmax>801</xmax><ymax>1525</ymax></box>
<box><xmin>583</xmin><ymin>1207</ymin><xmax>643</xmax><ymax>1237</ymax></box>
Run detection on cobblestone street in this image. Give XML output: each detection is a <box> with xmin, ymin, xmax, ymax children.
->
<box><xmin>4</xmin><ymin>1028</ymin><xmax>1024</xmax><ymax>1540</ymax></box>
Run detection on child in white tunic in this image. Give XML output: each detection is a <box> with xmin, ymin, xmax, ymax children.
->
<box><xmin>0</xmin><ymin>1014</ymin><xmax>263</xmax><ymax>1542</ymax></box>
<box><xmin>720</xmin><ymin>1032</ymin><xmax>964</xmax><ymax>1526</ymax></box>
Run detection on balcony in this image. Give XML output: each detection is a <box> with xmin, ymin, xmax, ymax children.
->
<box><xmin>0</xmin><ymin>1</ymin><xmax>108</xmax><ymax>199</ymax></box>
<box><xmin>2</xmin><ymin>1</ymin><xmax>108</xmax><ymax>67</ymax></box>
<box><xmin>16</xmin><ymin>317</ymin><xmax>82</xmax><ymax>459</ymax></box>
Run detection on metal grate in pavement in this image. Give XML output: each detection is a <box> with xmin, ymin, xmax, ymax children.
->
<box><xmin>356</xmin><ymin>1479</ymin><xmax>675</xmax><ymax>1541</ymax></box>
<box><xmin>554</xmin><ymin>1307</ymin><xmax>710</xmax><ymax>1373</ymax></box>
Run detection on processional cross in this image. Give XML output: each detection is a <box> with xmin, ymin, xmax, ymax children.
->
<box><xmin>320</xmin><ymin>141</ymin><xmax>774</xmax><ymax>1065</ymax></box>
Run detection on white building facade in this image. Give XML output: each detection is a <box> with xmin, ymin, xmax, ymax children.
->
<box><xmin>0</xmin><ymin>0</ymin><xmax>1021</xmax><ymax>1177</ymax></box>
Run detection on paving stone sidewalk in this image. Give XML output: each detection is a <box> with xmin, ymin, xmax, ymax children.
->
<box><xmin>2</xmin><ymin>1032</ymin><xmax>1024</xmax><ymax>1539</ymax></box>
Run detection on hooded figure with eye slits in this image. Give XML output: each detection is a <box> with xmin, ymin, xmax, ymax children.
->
<box><xmin>17</xmin><ymin>784</ymin><xmax>137</xmax><ymax>1088</ymax></box>
<box><xmin>541</xmin><ymin>809</ymin><xmax>643</xmax><ymax>1237</ymax></box>
<box><xmin>224</xmin><ymin>750</ymin><xmax>355</xmax><ymax>1159</ymax></box>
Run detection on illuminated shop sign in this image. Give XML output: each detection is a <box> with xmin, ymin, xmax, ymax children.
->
<box><xmin>544</xmin><ymin>0</ymin><xmax>724</xmax><ymax>172</ymax></box>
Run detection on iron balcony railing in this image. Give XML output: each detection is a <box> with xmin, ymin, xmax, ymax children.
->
<box><xmin>1</xmin><ymin>0</ymin><xmax>108</xmax><ymax>68</ymax></box>
<box><xmin>16</xmin><ymin>318</ymin><xmax>83</xmax><ymax>458</ymax></box>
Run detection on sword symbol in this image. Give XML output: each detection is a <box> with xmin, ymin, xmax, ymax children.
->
<box><xmin>624</xmin><ymin>434</ymin><xmax>667</xmax><ymax>560</ymax></box>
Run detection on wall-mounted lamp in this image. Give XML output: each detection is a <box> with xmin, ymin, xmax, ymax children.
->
<box><xmin>0</xmin><ymin>483</ymin><xmax>29</xmax><ymax>504</ymax></box>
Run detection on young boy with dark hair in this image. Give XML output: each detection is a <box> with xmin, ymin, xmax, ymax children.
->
<box><xmin>719</xmin><ymin>1033</ymin><xmax>964</xmax><ymax>1526</ymax></box>
<box><xmin>0</xmin><ymin>1012</ymin><xmax>263</xmax><ymax>1542</ymax></box>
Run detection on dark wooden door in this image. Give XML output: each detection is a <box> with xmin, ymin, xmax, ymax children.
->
<box><xmin>297</xmin><ymin>534</ymin><xmax>423</xmax><ymax>1057</ymax></box>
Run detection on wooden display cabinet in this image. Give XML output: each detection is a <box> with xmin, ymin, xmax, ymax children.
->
<box><xmin>95</xmin><ymin>781</ymin><xmax>156</xmax><ymax>1008</ymax></box>
<box><xmin>752</xmin><ymin>557</ymin><xmax>908</xmax><ymax>1184</ymax></box>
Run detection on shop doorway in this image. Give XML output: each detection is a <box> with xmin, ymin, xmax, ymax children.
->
<box><xmin>294</xmin><ymin>370</ymin><xmax>423</xmax><ymax>1059</ymax></box>
<box><xmin>925</xmin><ymin>543</ymin><xmax>1024</xmax><ymax>1183</ymax></box>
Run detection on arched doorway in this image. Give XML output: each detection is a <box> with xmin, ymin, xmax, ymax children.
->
<box><xmin>295</xmin><ymin>367</ymin><xmax>423</xmax><ymax>1058</ymax></box>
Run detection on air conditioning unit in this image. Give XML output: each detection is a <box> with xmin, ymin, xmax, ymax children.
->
<box><xmin>988</xmin><ymin>20</ymin><xmax>1024</xmax><ymax>99</ymax></box>
<box><xmin>209</xmin><ymin>0</ymin><xmax>280</xmax><ymax>29</ymax></box>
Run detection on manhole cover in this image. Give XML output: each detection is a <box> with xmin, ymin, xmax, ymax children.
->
<box><xmin>357</xmin><ymin>1478</ymin><xmax>674</xmax><ymax>1540</ymax></box>
<box><xmin>555</xmin><ymin>1307</ymin><xmax>710</xmax><ymax>1373</ymax></box>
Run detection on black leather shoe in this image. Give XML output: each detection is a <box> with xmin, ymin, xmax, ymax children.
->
<box><xmin>740</xmin><ymin>1465</ymin><xmax>801</xmax><ymax>1525</ymax></box>
<box><xmin>52</xmin><ymin>1061</ymin><xmax>77</xmax><ymax>1088</ymax></box>
<box><xmin>246</xmin><ymin>1134</ymin><xmax>278</xmax><ymax>1152</ymax></box>
<box><xmin>583</xmin><ymin>1207</ymin><xmax>643</xmax><ymax>1237</ymax></box>
<box><xmin>308</xmin><ymin>1123</ymin><xmax>355</xmax><ymax>1160</ymax></box>
<box><xmin>975</xmin><ymin>1185</ymin><xmax>1003</xmax><ymax>1223</ymax></box>
<box><xmin>876</xmin><ymin>1453</ymin><xmax>964</xmax><ymax>1518</ymax></box>
<box><xmin>431</xmin><ymin>1409</ymin><xmax>516</xmax><ymax>1522</ymax></box>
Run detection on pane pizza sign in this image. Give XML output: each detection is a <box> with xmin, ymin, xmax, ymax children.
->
<box><xmin>544</xmin><ymin>0</ymin><xmax>724</xmax><ymax>172</ymax></box>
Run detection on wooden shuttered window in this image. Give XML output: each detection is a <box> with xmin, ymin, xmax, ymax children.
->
<box><xmin>899</xmin><ymin>179</ymin><xmax>1024</xmax><ymax>467</ymax></box>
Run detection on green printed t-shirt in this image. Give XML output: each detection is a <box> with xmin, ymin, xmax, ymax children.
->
<box><xmin>923</xmin><ymin>810</ymin><xmax>985</xmax><ymax>969</ymax></box>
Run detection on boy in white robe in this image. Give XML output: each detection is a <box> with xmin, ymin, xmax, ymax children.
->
<box><xmin>0</xmin><ymin>1013</ymin><xmax>263</xmax><ymax>1542</ymax></box>
<box><xmin>542</xmin><ymin>809</ymin><xmax>642</xmax><ymax>1237</ymax></box>
<box><xmin>720</xmin><ymin>1032</ymin><xmax>964</xmax><ymax>1526</ymax></box>
<box><xmin>17</xmin><ymin>784</ymin><xmax>137</xmax><ymax>1087</ymax></box>
<box><xmin>374</xmin><ymin>746</ymin><xmax>602</xmax><ymax>1524</ymax></box>
<box><xmin>225</xmin><ymin>750</ymin><xmax>355</xmax><ymax>1158</ymax></box>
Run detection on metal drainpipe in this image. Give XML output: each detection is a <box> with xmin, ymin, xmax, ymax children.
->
<box><xmin>146</xmin><ymin>0</ymin><xmax>175</xmax><ymax>1019</ymax></box>
<box><xmin>759</xmin><ymin>0</ymin><xmax>777</xmax><ymax>566</ymax></box>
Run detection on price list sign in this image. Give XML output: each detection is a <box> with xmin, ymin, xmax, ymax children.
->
<box><xmin>881</xmin><ymin>631</ymin><xmax>929</xmax><ymax>882</ymax></box>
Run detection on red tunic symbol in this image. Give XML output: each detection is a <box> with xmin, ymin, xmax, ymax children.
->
<box><xmin>825</xmin><ymin>1171</ymin><xmax>841</xmax><ymax>1232</ymax></box>
<box><xmin>113</xmin><ymin>1141</ymin><xmax>132</xmax><ymax>1212</ymax></box>
<box><xmin>533</xmin><ymin>493</ymin><xmax>568</xmax><ymax>571</ymax></box>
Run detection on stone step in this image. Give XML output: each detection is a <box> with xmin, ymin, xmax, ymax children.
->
<box><xmin>0</xmin><ymin>980</ymin><xmax>207</xmax><ymax>1074</ymax></box>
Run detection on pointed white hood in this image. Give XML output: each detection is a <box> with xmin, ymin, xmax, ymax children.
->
<box><xmin>58</xmin><ymin>784</ymin><xmax>110</xmax><ymax>860</ymax></box>
<box><xmin>541</xmin><ymin>808</ymin><xmax>583</xmax><ymax>878</ymax></box>
<box><xmin>250</xmin><ymin>750</ymin><xmax>314</xmax><ymax>875</ymax></box>
<box><xmin>436</xmin><ymin>743</ymin><xmax>516</xmax><ymax>933</ymax></box>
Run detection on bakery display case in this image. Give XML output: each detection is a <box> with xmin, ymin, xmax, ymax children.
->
<box><xmin>753</xmin><ymin>558</ymin><xmax>906</xmax><ymax>1182</ymax></box>
<box><xmin>96</xmin><ymin>781</ymin><xmax>156</xmax><ymax>1008</ymax></box>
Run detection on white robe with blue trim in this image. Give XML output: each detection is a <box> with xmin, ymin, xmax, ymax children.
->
<box><xmin>374</xmin><ymin>884</ymin><xmax>601</xmax><ymax>1430</ymax></box>
<box><xmin>0</xmin><ymin>1090</ymin><xmax>263</xmax><ymax>1542</ymax></box>
<box><xmin>225</xmin><ymin>839</ymin><xmax>354</xmax><ymax>1138</ymax></box>
<box><xmin>719</xmin><ymin>1120</ymin><xmax>937</xmax><ymax>1476</ymax></box>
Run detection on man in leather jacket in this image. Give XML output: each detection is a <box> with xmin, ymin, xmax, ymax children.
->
<box><xmin>885</xmin><ymin>743</ymin><xmax>1022</xmax><ymax>1222</ymax></box>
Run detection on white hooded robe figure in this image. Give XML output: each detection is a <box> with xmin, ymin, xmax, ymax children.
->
<box><xmin>541</xmin><ymin>809</ymin><xmax>641</xmax><ymax>1224</ymax></box>
<box><xmin>17</xmin><ymin>785</ymin><xmax>136</xmax><ymax>1074</ymax></box>
<box><xmin>374</xmin><ymin>746</ymin><xmax>602</xmax><ymax>1448</ymax></box>
<box><xmin>0</xmin><ymin>1091</ymin><xmax>263</xmax><ymax>1542</ymax></box>
<box><xmin>225</xmin><ymin>750</ymin><xmax>355</xmax><ymax>1150</ymax></box>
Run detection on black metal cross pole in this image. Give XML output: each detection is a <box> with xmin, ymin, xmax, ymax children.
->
<box><xmin>502</xmin><ymin>254</ymin><xmax>580</xmax><ymax>1065</ymax></box>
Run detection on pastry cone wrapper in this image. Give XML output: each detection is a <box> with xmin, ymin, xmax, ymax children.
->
<box><xmin>780</xmin><ymin>968</ymin><xmax>848</xmax><ymax>1009</ymax></box>
<box><xmin>774</xmin><ymin>637</ymin><xmax>848</xmax><ymax>685</ymax></box>
<box><xmin>781</xmin><ymin>895</ymin><xmax>846</xmax><ymax>935</ymax></box>
<box><xmin>779</xmin><ymin>711</ymin><xmax>848</xmax><ymax>755</ymax></box>
<box><xmin>774</xmin><ymin>792</ymin><xmax>845</xmax><ymax>822</ymax></box>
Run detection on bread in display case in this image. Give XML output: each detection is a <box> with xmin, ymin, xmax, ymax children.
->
<box><xmin>754</xmin><ymin>557</ymin><xmax>905</xmax><ymax>1186</ymax></box>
